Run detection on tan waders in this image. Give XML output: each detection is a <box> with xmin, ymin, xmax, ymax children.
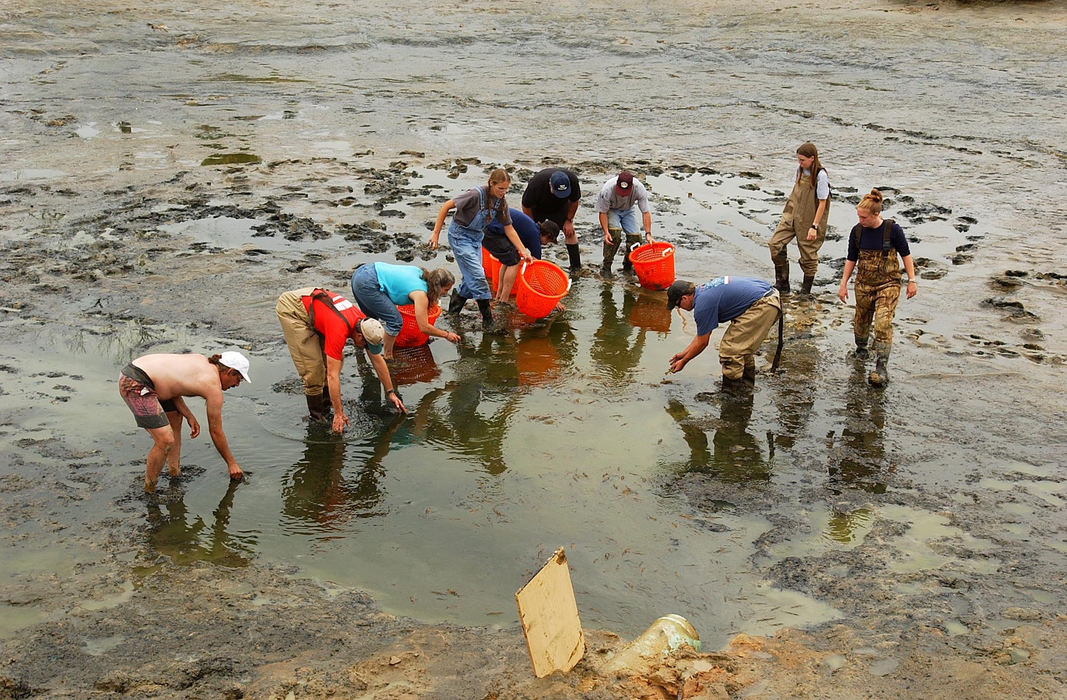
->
<box><xmin>769</xmin><ymin>169</ymin><xmax>828</xmax><ymax>293</ymax></box>
<box><xmin>851</xmin><ymin>220</ymin><xmax>901</xmax><ymax>387</ymax></box>
<box><xmin>277</xmin><ymin>287</ymin><xmax>329</xmax><ymax>393</ymax></box>
<box><xmin>719</xmin><ymin>290</ymin><xmax>782</xmax><ymax>381</ymax></box>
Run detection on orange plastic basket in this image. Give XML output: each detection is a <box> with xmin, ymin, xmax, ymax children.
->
<box><xmin>481</xmin><ymin>247</ymin><xmax>501</xmax><ymax>293</ymax></box>
<box><xmin>395</xmin><ymin>304</ymin><xmax>442</xmax><ymax>347</ymax></box>
<box><xmin>628</xmin><ymin>242</ymin><xmax>675</xmax><ymax>291</ymax></box>
<box><xmin>516</xmin><ymin>260</ymin><xmax>570</xmax><ymax>319</ymax></box>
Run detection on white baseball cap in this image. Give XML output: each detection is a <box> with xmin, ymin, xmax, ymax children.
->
<box><xmin>358</xmin><ymin>318</ymin><xmax>385</xmax><ymax>354</ymax></box>
<box><xmin>219</xmin><ymin>351</ymin><xmax>252</xmax><ymax>383</ymax></box>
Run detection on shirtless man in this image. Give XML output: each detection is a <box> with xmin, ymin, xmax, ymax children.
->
<box><xmin>118</xmin><ymin>351</ymin><xmax>251</xmax><ymax>492</ymax></box>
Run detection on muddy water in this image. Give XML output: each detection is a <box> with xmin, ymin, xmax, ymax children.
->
<box><xmin>2</xmin><ymin>0</ymin><xmax>1067</xmax><ymax>695</ymax></box>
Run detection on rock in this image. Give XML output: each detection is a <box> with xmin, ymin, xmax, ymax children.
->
<box><xmin>1001</xmin><ymin>607</ymin><xmax>1043</xmax><ymax>621</ymax></box>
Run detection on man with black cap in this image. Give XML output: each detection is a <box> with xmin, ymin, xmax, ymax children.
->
<box><xmin>276</xmin><ymin>287</ymin><xmax>406</xmax><ymax>434</ymax></box>
<box><xmin>521</xmin><ymin>167</ymin><xmax>583</xmax><ymax>272</ymax></box>
<box><xmin>595</xmin><ymin>170</ymin><xmax>654</xmax><ymax>275</ymax></box>
<box><xmin>665</xmin><ymin>276</ymin><xmax>782</xmax><ymax>386</ymax></box>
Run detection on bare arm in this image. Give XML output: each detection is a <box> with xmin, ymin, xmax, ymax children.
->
<box><xmin>838</xmin><ymin>259</ymin><xmax>856</xmax><ymax>302</ymax></box>
<box><xmin>368</xmin><ymin>351</ymin><xmax>407</xmax><ymax>414</ymax></box>
<box><xmin>563</xmin><ymin>200</ymin><xmax>580</xmax><ymax>239</ymax></box>
<box><xmin>502</xmin><ymin>224</ymin><xmax>533</xmax><ymax>262</ymax></box>
<box><xmin>806</xmin><ymin>198</ymin><xmax>828</xmax><ymax>241</ymax></box>
<box><xmin>172</xmin><ymin>396</ymin><xmax>200</xmax><ymax>439</ymax></box>
<box><xmin>599</xmin><ymin>212</ymin><xmax>612</xmax><ymax>243</ymax></box>
<box><xmin>429</xmin><ymin>199</ymin><xmax>455</xmax><ymax>249</ymax></box>
<box><xmin>902</xmin><ymin>254</ymin><xmax>918</xmax><ymax>299</ymax></box>
<box><xmin>204</xmin><ymin>390</ymin><xmax>242</xmax><ymax>480</ymax></box>
<box><xmin>642</xmin><ymin>210</ymin><xmax>653</xmax><ymax>243</ymax></box>
<box><xmin>411</xmin><ymin>291</ymin><xmax>459</xmax><ymax>343</ymax></box>
<box><xmin>668</xmin><ymin>333</ymin><xmax>711</xmax><ymax>374</ymax></box>
<box><xmin>325</xmin><ymin>355</ymin><xmax>348</xmax><ymax>434</ymax></box>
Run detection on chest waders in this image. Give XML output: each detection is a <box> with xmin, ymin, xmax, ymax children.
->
<box><xmin>769</xmin><ymin>168</ymin><xmax>829</xmax><ymax>294</ymax></box>
<box><xmin>447</xmin><ymin>188</ymin><xmax>497</xmax><ymax>327</ymax></box>
<box><xmin>305</xmin><ymin>289</ymin><xmax>357</xmax><ymax>420</ymax></box>
<box><xmin>850</xmin><ymin>220</ymin><xmax>900</xmax><ymax>387</ymax></box>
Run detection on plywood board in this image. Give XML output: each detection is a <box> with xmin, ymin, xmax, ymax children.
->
<box><xmin>515</xmin><ymin>547</ymin><xmax>585</xmax><ymax>677</ymax></box>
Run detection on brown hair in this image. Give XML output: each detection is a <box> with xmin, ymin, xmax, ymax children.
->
<box><xmin>208</xmin><ymin>354</ymin><xmax>223</xmax><ymax>366</ymax></box>
<box><xmin>796</xmin><ymin>142</ymin><xmax>824</xmax><ymax>189</ymax></box>
<box><xmin>420</xmin><ymin>267</ymin><xmax>455</xmax><ymax>308</ymax></box>
<box><xmin>487</xmin><ymin>168</ymin><xmax>510</xmax><ymax>187</ymax></box>
<box><xmin>857</xmin><ymin>189</ymin><xmax>884</xmax><ymax>215</ymax></box>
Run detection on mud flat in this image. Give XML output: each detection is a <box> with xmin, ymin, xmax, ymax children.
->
<box><xmin>1</xmin><ymin>156</ymin><xmax>1064</xmax><ymax>698</ymax></box>
<box><xmin>2</xmin><ymin>0</ymin><xmax>1067</xmax><ymax>697</ymax></box>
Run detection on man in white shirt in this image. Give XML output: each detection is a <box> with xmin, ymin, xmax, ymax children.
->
<box><xmin>596</xmin><ymin>171</ymin><xmax>654</xmax><ymax>275</ymax></box>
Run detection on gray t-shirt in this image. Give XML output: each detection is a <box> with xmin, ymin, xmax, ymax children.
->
<box><xmin>452</xmin><ymin>186</ymin><xmax>511</xmax><ymax>228</ymax></box>
<box><xmin>594</xmin><ymin>176</ymin><xmax>651</xmax><ymax>214</ymax></box>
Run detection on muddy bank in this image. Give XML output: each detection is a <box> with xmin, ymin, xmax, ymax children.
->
<box><xmin>1</xmin><ymin>155</ymin><xmax>1065</xmax><ymax>699</ymax></box>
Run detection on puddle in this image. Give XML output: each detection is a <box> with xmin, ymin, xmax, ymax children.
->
<box><xmin>880</xmin><ymin>505</ymin><xmax>999</xmax><ymax>575</ymax></box>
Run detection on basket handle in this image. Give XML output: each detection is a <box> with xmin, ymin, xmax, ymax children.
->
<box><xmin>662</xmin><ymin>246</ymin><xmax>673</xmax><ymax>258</ymax></box>
<box><xmin>629</xmin><ymin>242</ymin><xmax>641</xmax><ymax>251</ymax></box>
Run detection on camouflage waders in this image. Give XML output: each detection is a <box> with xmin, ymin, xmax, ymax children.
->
<box><xmin>602</xmin><ymin>227</ymin><xmax>642</xmax><ymax>274</ymax></box>
<box><xmin>852</xmin><ymin>220</ymin><xmax>901</xmax><ymax>386</ymax></box>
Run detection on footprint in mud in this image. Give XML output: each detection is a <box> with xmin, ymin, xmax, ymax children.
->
<box><xmin>914</xmin><ymin>258</ymin><xmax>947</xmax><ymax>280</ymax></box>
<box><xmin>981</xmin><ymin>297</ymin><xmax>1038</xmax><ymax>322</ymax></box>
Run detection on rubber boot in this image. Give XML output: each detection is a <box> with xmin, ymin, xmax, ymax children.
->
<box><xmin>476</xmin><ymin>298</ymin><xmax>494</xmax><ymax>329</ymax></box>
<box><xmin>602</xmin><ymin>227</ymin><xmax>622</xmax><ymax>276</ymax></box>
<box><xmin>773</xmin><ymin>261</ymin><xmax>790</xmax><ymax>293</ymax></box>
<box><xmin>622</xmin><ymin>232</ymin><xmax>641</xmax><ymax>272</ymax></box>
<box><xmin>721</xmin><ymin>375</ymin><xmax>749</xmax><ymax>394</ymax></box>
<box><xmin>448</xmin><ymin>292</ymin><xmax>468</xmax><ymax>316</ymax></box>
<box><xmin>742</xmin><ymin>358</ymin><xmax>756</xmax><ymax>383</ymax></box>
<box><xmin>800</xmin><ymin>274</ymin><xmax>815</xmax><ymax>296</ymax></box>
<box><xmin>853</xmin><ymin>336</ymin><xmax>869</xmax><ymax>360</ymax></box>
<box><xmin>868</xmin><ymin>342</ymin><xmax>891</xmax><ymax>387</ymax></box>
<box><xmin>306</xmin><ymin>393</ymin><xmax>329</xmax><ymax>421</ymax></box>
<box><xmin>567</xmin><ymin>243</ymin><xmax>582</xmax><ymax>273</ymax></box>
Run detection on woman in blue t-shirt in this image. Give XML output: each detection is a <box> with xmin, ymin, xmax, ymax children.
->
<box><xmin>351</xmin><ymin>262</ymin><xmax>460</xmax><ymax>359</ymax></box>
<box><xmin>837</xmin><ymin>189</ymin><xmax>918</xmax><ymax>387</ymax></box>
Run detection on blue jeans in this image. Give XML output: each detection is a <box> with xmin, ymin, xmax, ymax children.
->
<box><xmin>608</xmin><ymin>206</ymin><xmax>640</xmax><ymax>234</ymax></box>
<box><xmin>350</xmin><ymin>264</ymin><xmax>403</xmax><ymax>337</ymax></box>
<box><xmin>448</xmin><ymin>221</ymin><xmax>492</xmax><ymax>300</ymax></box>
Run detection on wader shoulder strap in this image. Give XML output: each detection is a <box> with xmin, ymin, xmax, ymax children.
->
<box><xmin>850</xmin><ymin>223</ymin><xmax>862</xmax><ymax>250</ymax></box>
<box><xmin>307</xmin><ymin>288</ymin><xmax>354</xmax><ymax>335</ymax></box>
<box><xmin>881</xmin><ymin>219</ymin><xmax>894</xmax><ymax>257</ymax></box>
<box><xmin>770</xmin><ymin>304</ymin><xmax>785</xmax><ymax>373</ymax></box>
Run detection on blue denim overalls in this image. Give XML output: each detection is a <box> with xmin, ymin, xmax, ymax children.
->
<box><xmin>447</xmin><ymin>187</ymin><xmax>495</xmax><ymax>300</ymax></box>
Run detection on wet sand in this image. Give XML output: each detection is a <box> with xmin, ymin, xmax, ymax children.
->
<box><xmin>2</xmin><ymin>0</ymin><xmax>1066</xmax><ymax>697</ymax></box>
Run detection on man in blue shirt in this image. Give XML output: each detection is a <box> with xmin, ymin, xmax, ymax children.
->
<box><xmin>666</xmin><ymin>276</ymin><xmax>782</xmax><ymax>385</ymax></box>
<box><xmin>485</xmin><ymin>207</ymin><xmax>559</xmax><ymax>261</ymax></box>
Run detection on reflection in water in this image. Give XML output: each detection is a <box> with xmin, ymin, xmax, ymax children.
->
<box><xmin>665</xmin><ymin>388</ymin><xmax>770</xmax><ymax>482</ymax></box>
<box><xmin>389</xmin><ymin>344</ymin><xmax>441</xmax><ymax>386</ymax></box>
<box><xmin>827</xmin><ymin>367</ymin><xmax>889</xmax><ymax>493</ymax></box>
<box><xmin>591</xmin><ymin>286</ymin><xmax>648</xmax><ymax>387</ymax></box>
<box><xmin>144</xmin><ymin>480</ymin><xmax>254</xmax><ymax>567</ymax></box>
<box><xmin>414</xmin><ymin>335</ymin><xmax>519</xmax><ymax>475</ymax></box>
<box><xmin>281</xmin><ymin>417</ymin><xmax>402</xmax><ymax>534</ymax></box>
<box><xmin>770</xmin><ymin>336</ymin><xmax>820</xmax><ymax>450</ymax></box>
<box><xmin>515</xmin><ymin>333</ymin><xmax>560</xmax><ymax>388</ymax></box>
<box><xmin>823</xmin><ymin>507</ymin><xmax>873</xmax><ymax>544</ymax></box>
<box><xmin>627</xmin><ymin>286</ymin><xmax>672</xmax><ymax>334</ymax></box>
